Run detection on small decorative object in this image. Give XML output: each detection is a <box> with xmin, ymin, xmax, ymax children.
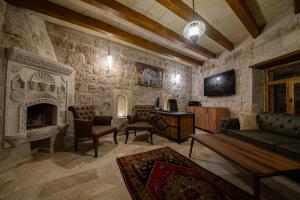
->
<box><xmin>136</xmin><ymin>62</ymin><xmax>163</xmax><ymax>88</ymax></box>
<box><xmin>38</xmin><ymin>82</ymin><xmax>49</xmax><ymax>91</ymax></box>
<box><xmin>183</xmin><ymin>0</ymin><xmax>206</xmax><ymax>44</ymax></box>
<box><xmin>28</xmin><ymin>80</ymin><xmax>37</xmax><ymax>90</ymax></box>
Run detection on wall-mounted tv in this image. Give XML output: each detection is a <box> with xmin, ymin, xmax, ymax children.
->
<box><xmin>204</xmin><ymin>69</ymin><xmax>235</xmax><ymax>97</ymax></box>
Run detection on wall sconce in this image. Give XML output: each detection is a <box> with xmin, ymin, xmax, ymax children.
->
<box><xmin>172</xmin><ymin>73</ymin><xmax>181</xmax><ymax>84</ymax></box>
<box><xmin>107</xmin><ymin>46</ymin><xmax>113</xmax><ymax>72</ymax></box>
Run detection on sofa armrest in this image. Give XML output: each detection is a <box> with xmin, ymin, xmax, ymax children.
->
<box><xmin>127</xmin><ymin>114</ymin><xmax>137</xmax><ymax>124</ymax></box>
<box><xmin>94</xmin><ymin>115</ymin><xmax>112</xmax><ymax>125</ymax></box>
<box><xmin>73</xmin><ymin>119</ymin><xmax>93</xmax><ymax>136</ymax></box>
<box><xmin>220</xmin><ymin>118</ymin><xmax>240</xmax><ymax>134</ymax></box>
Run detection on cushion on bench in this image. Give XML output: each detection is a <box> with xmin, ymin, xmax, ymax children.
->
<box><xmin>257</xmin><ymin>113</ymin><xmax>300</xmax><ymax>139</ymax></box>
<box><xmin>227</xmin><ymin>129</ymin><xmax>300</xmax><ymax>152</ymax></box>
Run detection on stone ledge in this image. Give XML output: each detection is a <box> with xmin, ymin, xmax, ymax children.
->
<box><xmin>5</xmin><ymin>47</ymin><xmax>73</xmax><ymax>75</ymax></box>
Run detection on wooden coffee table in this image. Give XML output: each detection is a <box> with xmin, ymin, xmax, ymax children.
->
<box><xmin>189</xmin><ymin>134</ymin><xmax>300</xmax><ymax>200</ymax></box>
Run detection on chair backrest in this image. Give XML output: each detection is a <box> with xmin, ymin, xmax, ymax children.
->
<box><xmin>133</xmin><ymin>105</ymin><xmax>154</xmax><ymax>121</ymax></box>
<box><xmin>68</xmin><ymin>105</ymin><xmax>95</xmax><ymax>121</ymax></box>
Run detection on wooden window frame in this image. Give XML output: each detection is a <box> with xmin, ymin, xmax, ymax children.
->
<box><xmin>264</xmin><ymin>63</ymin><xmax>300</xmax><ymax>114</ymax></box>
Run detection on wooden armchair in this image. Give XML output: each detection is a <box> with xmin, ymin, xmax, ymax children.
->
<box><xmin>125</xmin><ymin>105</ymin><xmax>154</xmax><ymax>144</ymax></box>
<box><xmin>68</xmin><ymin>105</ymin><xmax>117</xmax><ymax>157</ymax></box>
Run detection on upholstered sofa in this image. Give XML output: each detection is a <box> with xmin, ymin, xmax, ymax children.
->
<box><xmin>221</xmin><ymin>112</ymin><xmax>300</xmax><ymax>161</ymax></box>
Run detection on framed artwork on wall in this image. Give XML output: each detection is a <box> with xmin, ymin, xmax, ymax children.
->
<box><xmin>135</xmin><ymin>62</ymin><xmax>163</xmax><ymax>88</ymax></box>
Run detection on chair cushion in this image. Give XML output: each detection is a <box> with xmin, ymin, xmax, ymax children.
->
<box><xmin>227</xmin><ymin>129</ymin><xmax>300</xmax><ymax>151</ymax></box>
<box><xmin>276</xmin><ymin>143</ymin><xmax>300</xmax><ymax>161</ymax></box>
<box><xmin>92</xmin><ymin>125</ymin><xmax>115</xmax><ymax>136</ymax></box>
<box><xmin>127</xmin><ymin>122</ymin><xmax>153</xmax><ymax>130</ymax></box>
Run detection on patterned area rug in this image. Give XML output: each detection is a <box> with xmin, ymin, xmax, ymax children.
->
<box><xmin>117</xmin><ymin>147</ymin><xmax>253</xmax><ymax>200</ymax></box>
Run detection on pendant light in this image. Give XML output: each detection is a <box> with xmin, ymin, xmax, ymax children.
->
<box><xmin>107</xmin><ymin>45</ymin><xmax>113</xmax><ymax>72</ymax></box>
<box><xmin>183</xmin><ymin>0</ymin><xmax>206</xmax><ymax>44</ymax></box>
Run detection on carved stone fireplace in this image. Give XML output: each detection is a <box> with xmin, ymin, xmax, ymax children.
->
<box><xmin>0</xmin><ymin>47</ymin><xmax>75</xmax><ymax>156</ymax></box>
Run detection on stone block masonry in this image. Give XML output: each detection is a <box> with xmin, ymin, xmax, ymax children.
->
<box><xmin>192</xmin><ymin>12</ymin><xmax>300</xmax><ymax>115</ymax></box>
<box><xmin>46</xmin><ymin>23</ymin><xmax>192</xmax><ymax>116</ymax></box>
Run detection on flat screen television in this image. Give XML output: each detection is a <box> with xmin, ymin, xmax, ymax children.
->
<box><xmin>204</xmin><ymin>69</ymin><xmax>235</xmax><ymax>96</ymax></box>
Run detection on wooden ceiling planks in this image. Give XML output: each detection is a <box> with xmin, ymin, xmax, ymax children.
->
<box><xmin>5</xmin><ymin>0</ymin><xmax>204</xmax><ymax>66</ymax></box>
<box><xmin>156</xmin><ymin>0</ymin><xmax>235</xmax><ymax>51</ymax></box>
<box><xmin>82</xmin><ymin>0</ymin><xmax>216</xmax><ymax>59</ymax></box>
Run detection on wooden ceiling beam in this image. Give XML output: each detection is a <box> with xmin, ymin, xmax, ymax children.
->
<box><xmin>225</xmin><ymin>0</ymin><xmax>262</xmax><ymax>38</ymax></box>
<box><xmin>5</xmin><ymin>0</ymin><xmax>203</xmax><ymax>66</ymax></box>
<box><xmin>82</xmin><ymin>0</ymin><xmax>216</xmax><ymax>59</ymax></box>
<box><xmin>156</xmin><ymin>0</ymin><xmax>234</xmax><ymax>51</ymax></box>
<box><xmin>294</xmin><ymin>0</ymin><xmax>300</xmax><ymax>15</ymax></box>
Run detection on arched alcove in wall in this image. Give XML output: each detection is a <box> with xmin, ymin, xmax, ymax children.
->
<box><xmin>163</xmin><ymin>97</ymin><xmax>169</xmax><ymax>111</ymax></box>
<box><xmin>117</xmin><ymin>94</ymin><xmax>128</xmax><ymax>117</ymax></box>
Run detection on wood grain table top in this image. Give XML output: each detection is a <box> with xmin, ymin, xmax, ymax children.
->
<box><xmin>191</xmin><ymin>134</ymin><xmax>300</xmax><ymax>177</ymax></box>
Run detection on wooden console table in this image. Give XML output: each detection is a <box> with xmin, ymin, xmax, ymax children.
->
<box><xmin>189</xmin><ymin>134</ymin><xmax>300</xmax><ymax>200</ymax></box>
<box><xmin>152</xmin><ymin>111</ymin><xmax>195</xmax><ymax>143</ymax></box>
<box><xmin>186</xmin><ymin>106</ymin><xmax>229</xmax><ymax>133</ymax></box>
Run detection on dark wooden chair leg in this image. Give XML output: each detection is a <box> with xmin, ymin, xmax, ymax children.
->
<box><xmin>125</xmin><ymin>128</ymin><xmax>129</xmax><ymax>144</ymax></box>
<box><xmin>149</xmin><ymin>130</ymin><xmax>153</xmax><ymax>145</ymax></box>
<box><xmin>189</xmin><ymin>137</ymin><xmax>194</xmax><ymax>158</ymax></box>
<box><xmin>134</xmin><ymin>130</ymin><xmax>136</xmax><ymax>136</ymax></box>
<box><xmin>74</xmin><ymin>136</ymin><xmax>78</xmax><ymax>151</ymax></box>
<box><xmin>113</xmin><ymin>129</ymin><xmax>118</xmax><ymax>144</ymax></box>
<box><xmin>253</xmin><ymin>176</ymin><xmax>260</xmax><ymax>200</ymax></box>
<box><xmin>93</xmin><ymin>136</ymin><xmax>98</xmax><ymax>158</ymax></box>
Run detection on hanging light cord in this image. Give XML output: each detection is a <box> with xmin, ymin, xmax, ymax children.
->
<box><xmin>192</xmin><ymin>0</ymin><xmax>195</xmax><ymax>20</ymax></box>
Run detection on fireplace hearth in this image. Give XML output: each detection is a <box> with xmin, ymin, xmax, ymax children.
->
<box><xmin>27</xmin><ymin>104</ymin><xmax>57</xmax><ymax>130</ymax></box>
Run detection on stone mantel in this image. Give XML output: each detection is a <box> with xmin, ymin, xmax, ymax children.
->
<box><xmin>5</xmin><ymin>47</ymin><xmax>73</xmax><ymax>76</ymax></box>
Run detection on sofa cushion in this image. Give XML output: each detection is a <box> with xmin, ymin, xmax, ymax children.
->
<box><xmin>257</xmin><ymin>113</ymin><xmax>300</xmax><ymax>138</ymax></box>
<box><xmin>227</xmin><ymin>129</ymin><xmax>300</xmax><ymax>152</ymax></box>
<box><xmin>231</xmin><ymin>112</ymin><xmax>258</xmax><ymax>130</ymax></box>
<box><xmin>276</xmin><ymin>143</ymin><xmax>300</xmax><ymax>161</ymax></box>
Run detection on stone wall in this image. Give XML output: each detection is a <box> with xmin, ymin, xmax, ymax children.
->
<box><xmin>46</xmin><ymin>23</ymin><xmax>192</xmax><ymax>116</ymax></box>
<box><xmin>192</xmin><ymin>12</ymin><xmax>300</xmax><ymax>115</ymax></box>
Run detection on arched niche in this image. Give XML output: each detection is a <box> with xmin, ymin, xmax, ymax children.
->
<box><xmin>117</xmin><ymin>94</ymin><xmax>128</xmax><ymax>117</ymax></box>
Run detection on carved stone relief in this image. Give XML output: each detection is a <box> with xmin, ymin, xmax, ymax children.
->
<box><xmin>9</xmin><ymin>62</ymin><xmax>23</xmax><ymax>73</ymax></box>
<box><xmin>30</xmin><ymin>72</ymin><xmax>56</xmax><ymax>92</ymax></box>
<box><xmin>10</xmin><ymin>90</ymin><xmax>25</xmax><ymax>102</ymax></box>
<box><xmin>6</xmin><ymin>47</ymin><xmax>73</xmax><ymax>76</ymax></box>
<box><xmin>11</xmin><ymin>75</ymin><xmax>25</xmax><ymax>90</ymax></box>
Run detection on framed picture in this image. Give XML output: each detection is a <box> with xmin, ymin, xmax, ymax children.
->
<box><xmin>136</xmin><ymin>62</ymin><xmax>163</xmax><ymax>88</ymax></box>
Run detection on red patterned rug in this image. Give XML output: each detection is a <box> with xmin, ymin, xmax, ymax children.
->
<box><xmin>117</xmin><ymin>147</ymin><xmax>253</xmax><ymax>200</ymax></box>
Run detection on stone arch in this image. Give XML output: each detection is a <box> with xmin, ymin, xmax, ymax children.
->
<box><xmin>117</xmin><ymin>94</ymin><xmax>128</xmax><ymax>117</ymax></box>
<box><xmin>163</xmin><ymin>97</ymin><xmax>169</xmax><ymax>111</ymax></box>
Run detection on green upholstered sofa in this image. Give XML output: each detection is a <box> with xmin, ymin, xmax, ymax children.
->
<box><xmin>221</xmin><ymin>112</ymin><xmax>300</xmax><ymax>161</ymax></box>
